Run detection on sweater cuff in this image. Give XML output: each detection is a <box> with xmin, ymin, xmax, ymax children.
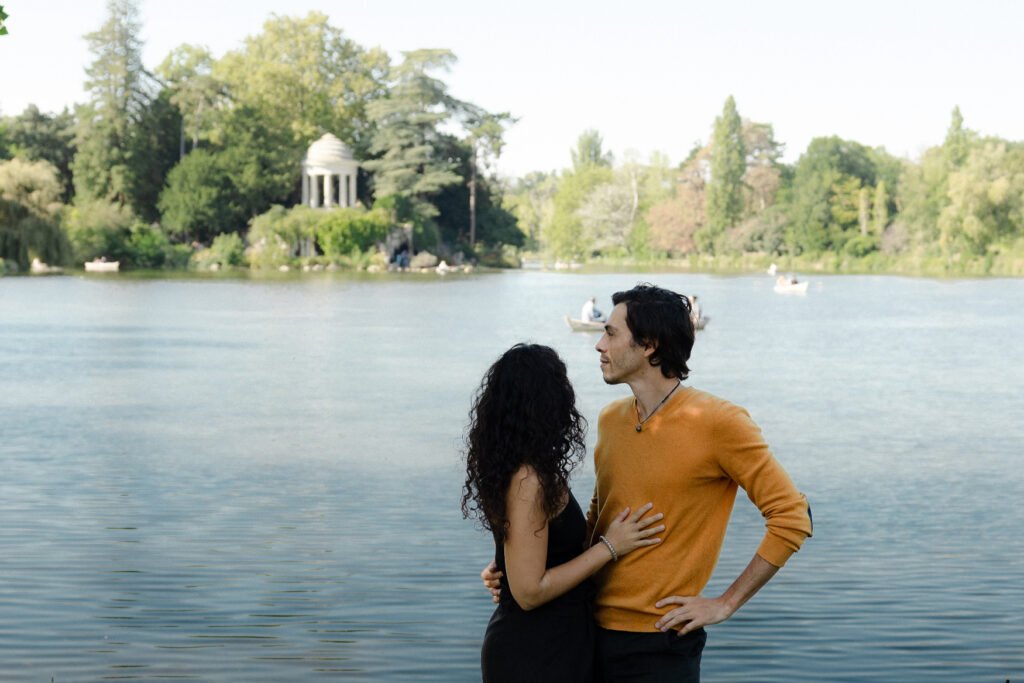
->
<box><xmin>756</xmin><ymin>535</ymin><xmax>796</xmax><ymax>568</ymax></box>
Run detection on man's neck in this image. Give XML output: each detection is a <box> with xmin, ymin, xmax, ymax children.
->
<box><xmin>629</xmin><ymin>373</ymin><xmax>682</xmax><ymax>420</ymax></box>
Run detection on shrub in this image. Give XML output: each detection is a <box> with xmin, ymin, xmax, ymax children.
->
<box><xmin>192</xmin><ymin>232</ymin><xmax>246</xmax><ymax>269</ymax></box>
<box><xmin>315</xmin><ymin>207</ymin><xmax>391</xmax><ymax>257</ymax></box>
<box><xmin>63</xmin><ymin>199</ymin><xmax>135</xmax><ymax>265</ymax></box>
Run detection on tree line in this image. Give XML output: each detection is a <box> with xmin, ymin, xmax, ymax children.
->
<box><xmin>2</xmin><ymin>1</ymin><xmax>1022</xmax><ymax>276</ymax></box>
<box><xmin>506</xmin><ymin>98</ymin><xmax>1024</xmax><ymax>275</ymax></box>
<box><xmin>0</xmin><ymin>1</ymin><xmax>518</xmax><ymax>273</ymax></box>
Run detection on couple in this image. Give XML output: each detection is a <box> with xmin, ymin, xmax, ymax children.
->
<box><xmin>462</xmin><ymin>283</ymin><xmax>812</xmax><ymax>682</ymax></box>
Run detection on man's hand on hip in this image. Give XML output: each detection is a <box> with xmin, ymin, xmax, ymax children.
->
<box><xmin>654</xmin><ymin>595</ymin><xmax>734</xmax><ymax>635</ymax></box>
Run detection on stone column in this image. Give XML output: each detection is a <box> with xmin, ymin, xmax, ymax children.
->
<box><xmin>324</xmin><ymin>173</ymin><xmax>334</xmax><ymax>208</ymax></box>
<box><xmin>311</xmin><ymin>174</ymin><xmax>321</xmax><ymax>207</ymax></box>
<box><xmin>302</xmin><ymin>173</ymin><xmax>310</xmax><ymax>206</ymax></box>
<box><xmin>346</xmin><ymin>174</ymin><xmax>355</xmax><ymax>207</ymax></box>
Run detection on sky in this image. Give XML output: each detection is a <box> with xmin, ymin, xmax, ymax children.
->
<box><xmin>1</xmin><ymin>0</ymin><xmax>1022</xmax><ymax>178</ymax></box>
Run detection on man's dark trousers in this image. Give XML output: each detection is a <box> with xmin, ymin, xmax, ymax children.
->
<box><xmin>596</xmin><ymin>627</ymin><xmax>707</xmax><ymax>682</ymax></box>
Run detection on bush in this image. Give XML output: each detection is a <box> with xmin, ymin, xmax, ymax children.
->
<box><xmin>191</xmin><ymin>232</ymin><xmax>246</xmax><ymax>269</ymax></box>
<box><xmin>315</xmin><ymin>207</ymin><xmax>391</xmax><ymax>257</ymax></box>
<box><xmin>63</xmin><ymin>199</ymin><xmax>135</xmax><ymax>265</ymax></box>
<box><xmin>124</xmin><ymin>223</ymin><xmax>175</xmax><ymax>269</ymax></box>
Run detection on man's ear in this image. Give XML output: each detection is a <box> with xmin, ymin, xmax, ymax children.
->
<box><xmin>641</xmin><ymin>338</ymin><xmax>658</xmax><ymax>358</ymax></box>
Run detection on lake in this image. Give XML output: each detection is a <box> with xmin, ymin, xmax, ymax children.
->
<box><xmin>1</xmin><ymin>271</ymin><xmax>1022</xmax><ymax>681</ymax></box>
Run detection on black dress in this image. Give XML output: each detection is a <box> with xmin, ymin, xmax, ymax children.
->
<box><xmin>481</xmin><ymin>493</ymin><xmax>596</xmax><ymax>682</ymax></box>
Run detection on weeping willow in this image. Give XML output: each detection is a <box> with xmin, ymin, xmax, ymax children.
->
<box><xmin>0</xmin><ymin>198</ymin><xmax>71</xmax><ymax>270</ymax></box>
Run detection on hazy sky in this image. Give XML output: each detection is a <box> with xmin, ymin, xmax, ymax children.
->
<box><xmin>1</xmin><ymin>0</ymin><xmax>1021</xmax><ymax>177</ymax></box>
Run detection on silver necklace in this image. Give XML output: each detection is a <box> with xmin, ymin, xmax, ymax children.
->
<box><xmin>634</xmin><ymin>382</ymin><xmax>681</xmax><ymax>432</ymax></box>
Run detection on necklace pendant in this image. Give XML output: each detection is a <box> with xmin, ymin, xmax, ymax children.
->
<box><xmin>635</xmin><ymin>424</ymin><xmax>642</xmax><ymax>432</ymax></box>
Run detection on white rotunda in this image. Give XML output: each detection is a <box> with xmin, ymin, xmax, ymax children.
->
<box><xmin>302</xmin><ymin>133</ymin><xmax>359</xmax><ymax>209</ymax></box>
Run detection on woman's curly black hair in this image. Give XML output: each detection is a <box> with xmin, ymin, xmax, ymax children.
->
<box><xmin>461</xmin><ymin>343</ymin><xmax>587</xmax><ymax>542</ymax></box>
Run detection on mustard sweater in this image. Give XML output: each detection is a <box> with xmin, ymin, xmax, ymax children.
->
<box><xmin>586</xmin><ymin>386</ymin><xmax>812</xmax><ymax>632</ymax></box>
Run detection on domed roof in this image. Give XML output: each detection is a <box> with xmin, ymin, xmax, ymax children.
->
<box><xmin>304</xmin><ymin>133</ymin><xmax>355</xmax><ymax>166</ymax></box>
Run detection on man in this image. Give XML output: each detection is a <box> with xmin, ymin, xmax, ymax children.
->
<box><xmin>484</xmin><ymin>283</ymin><xmax>812</xmax><ymax>681</ymax></box>
<box><xmin>581</xmin><ymin>296</ymin><xmax>604</xmax><ymax>323</ymax></box>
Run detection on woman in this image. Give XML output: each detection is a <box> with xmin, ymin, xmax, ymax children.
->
<box><xmin>462</xmin><ymin>344</ymin><xmax>665</xmax><ymax>682</ymax></box>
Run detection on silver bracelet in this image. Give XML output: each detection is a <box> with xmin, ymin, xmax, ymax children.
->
<box><xmin>598</xmin><ymin>535</ymin><xmax>618</xmax><ymax>561</ymax></box>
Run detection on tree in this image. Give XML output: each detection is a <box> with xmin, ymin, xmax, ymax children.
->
<box><xmin>363</xmin><ymin>49</ymin><xmax>463</xmax><ymax>236</ymax></box>
<box><xmin>504</xmin><ymin>172</ymin><xmax>558</xmax><ymax>251</ymax></box>
<box><xmin>0</xmin><ymin>158</ymin><xmax>69</xmax><ymax>268</ymax></box>
<box><xmin>213</xmin><ymin>12</ymin><xmax>389</xmax><ymax>157</ymax></box>
<box><xmin>3</xmin><ymin>105</ymin><xmax>77</xmax><ymax>200</ymax></box>
<box><xmin>944</xmin><ymin>106</ymin><xmax>970</xmax><ymax>169</ymax></box>
<box><xmin>432</xmin><ymin>134</ymin><xmax>522</xmax><ymax>251</ymax></box>
<box><xmin>938</xmin><ymin>140</ymin><xmax>1024</xmax><ymax>255</ymax></box>
<box><xmin>463</xmin><ymin>110</ymin><xmax>515</xmax><ymax>248</ymax></box>
<box><xmin>0</xmin><ymin>5</ymin><xmax>8</xmax><ymax>36</ymax></box>
<box><xmin>742</xmin><ymin>120</ymin><xmax>784</xmax><ymax>214</ymax></box>
<box><xmin>158</xmin><ymin>149</ymin><xmax>239</xmax><ymax>242</ymax></box>
<box><xmin>128</xmin><ymin>90</ymin><xmax>183</xmax><ymax>222</ymax></box>
<box><xmin>647</xmin><ymin>150</ymin><xmax>708</xmax><ymax>255</ymax></box>
<box><xmin>547</xmin><ymin>165</ymin><xmax>612</xmax><ymax>258</ymax></box>
<box><xmin>156</xmin><ymin>44</ymin><xmax>220</xmax><ymax>156</ymax></box>
<box><xmin>786</xmin><ymin>136</ymin><xmax>877</xmax><ymax>254</ymax></box>
<box><xmin>703</xmin><ymin>96</ymin><xmax>746</xmax><ymax>252</ymax></box>
<box><xmin>73</xmin><ymin>0</ymin><xmax>153</xmax><ymax>206</ymax></box>
<box><xmin>576</xmin><ymin>176</ymin><xmax>635</xmax><ymax>254</ymax></box>
<box><xmin>570</xmin><ymin>129</ymin><xmax>612</xmax><ymax>171</ymax></box>
<box><xmin>872</xmin><ymin>181</ymin><xmax>889</xmax><ymax>235</ymax></box>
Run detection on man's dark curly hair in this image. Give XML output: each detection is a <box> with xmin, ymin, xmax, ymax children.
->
<box><xmin>612</xmin><ymin>283</ymin><xmax>695</xmax><ymax>380</ymax></box>
<box><xmin>462</xmin><ymin>343</ymin><xmax>587</xmax><ymax>542</ymax></box>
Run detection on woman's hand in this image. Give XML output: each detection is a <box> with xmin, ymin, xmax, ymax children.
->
<box><xmin>601</xmin><ymin>503</ymin><xmax>664</xmax><ymax>558</ymax></box>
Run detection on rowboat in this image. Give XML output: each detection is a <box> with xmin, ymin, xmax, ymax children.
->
<box><xmin>565</xmin><ymin>316</ymin><xmax>605</xmax><ymax>332</ymax></box>
<box><xmin>84</xmin><ymin>259</ymin><xmax>120</xmax><ymax>272</ymax></box>
<box><xmin>773</xmin><ymin>280</ymin><xmax>808</xmax><ymax>295</ymax></box>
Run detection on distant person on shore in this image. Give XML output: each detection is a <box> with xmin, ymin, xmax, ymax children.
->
<box><xmin>483</xmin><ymin>284</ymin><xmax>812</xmax><ymax>682</ymax></box>
<box><xmin>581</xmin><ymin>296</ymin><xmax>604</xmax><ymax>323</ymax></box>
<box><xmin>464</xmin><ymin>344</ymin><xmax>665</xmax><ymax>682</ymax></box>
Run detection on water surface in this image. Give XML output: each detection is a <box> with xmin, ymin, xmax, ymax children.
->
<box><xmin>1</xmin><ymin>272</ymin><xmax>1022</xmax><ymax>681</ymax></box>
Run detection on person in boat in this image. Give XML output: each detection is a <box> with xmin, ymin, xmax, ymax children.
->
<box><xmin>464</xmin><ymin>343</ymin><xmax>665</xmax><ymax>682</ymax></box>
<box><xmin>483</xmin><ymin>284</ymin><xmax>812</xmax><ymax>682</ymax></box>
<box><xmin>581</xmin><ymin>296</ymin><xmax>604</xmax><ymax>323</ymax></box>
<box><xmin>688</xmin><ymin>295</ymin><xmax>702</xmax><ymax>327</ymax></box>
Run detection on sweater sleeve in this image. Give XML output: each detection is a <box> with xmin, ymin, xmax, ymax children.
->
<box><xmin>713</xmin><ymin>403</ymin><xmax>813</xmax><ymax>567</ymax></box>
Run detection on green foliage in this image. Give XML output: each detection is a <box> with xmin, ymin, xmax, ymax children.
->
<box><xmin>0</xmin><ymin>199</ymin><xmax>70</xmax><ymax>270</ymax></box>
<box><xmin>125</xmin><ymin>223</ymin><xmax>180</xmax><ymax>269</ymax></box>
<box><xmin>0</xmin><ymin>157</ymin><xmax>64</xmax><ymax>219</ymax></box>
<box><xmin>129</xmin><ymin>90</ymin><xmax>184</xmax><ymax>222</ymax></box>
<box><xmin>431</xmin><ymin>135</ymin><xmax>522</xmax><ymax>251</ymax></box>
<box><xmin>213</xmin><ymin>12</ymin><xmax>389</xmax><ymax>157</ymax></box>
<box><xmin>364</xmin><ymin>49</ymin><xmax>463</xmax><ymax>224</ymax></box>
<box><xmin>504</xmin><ymin>172</ymin><xmax>558</xmax><ymax>251</ymax></box>
<box><xmin>786</xmin><ymin>136</ymin><xmax>878</xmax><ymax>254</ymax></box>
<box><xmin>191</xmin><ymin>232</ymin><xmax>245</xmax><ymax>269</ymax></box>
<box><xmin>73</xmin><ymin>0</ymin><xmax>152</xmax><ymax>207</ymax></box>
<box><xmin>159</xmin><ymin>149</ymin><xmax>240</xmax><ymax>242</ymax></box>
<box><xmin>0</xmin><ymin>158</ymin><xmax>69</xmax><ymax>268</ymax></box>
<box><xmin>0</xmin><ymin>5</ymin><xmax>8</xmax><ymax>36</ymax></box>
<box><xmin>548</xmin><ymin>165</ymin><xmax>613</xmax><ymax>258</ymax></box>
<box><xmin>570</xmin><ymin>130</ymin><xmax>613</xmax><ymax>171</ymax></box>
<box><xmin>63</xmin><ymin>199</ymin><xmax>135</xmax><ymax>264</ymax></box>
<box><xmin>2</xmin><ymin>106</ymin><xmax>76</xmax><ymax>200</ymax></box>
<box><xmin>703</xmin><ymin>96</ymin><xmax>746</xmax><ymax>252</ymax></box>
<box><xmin>156</xmin><ymin>44</ymin><xmax>219</xmax><ymax>153</ymax></box>
<box><xmin>872</xmin><ymin>181</ymin><xmax>889</xmax><ymax>234</ymax></box>
<box><xmin>938</xmin><ymin>140</ymin><xmax>1024</xmax><ymax>255</ymax></box>
<box><xmin>315</xmin><ymin>207</ymin><xmax>391</xmax><ymax>256</ymax></box>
